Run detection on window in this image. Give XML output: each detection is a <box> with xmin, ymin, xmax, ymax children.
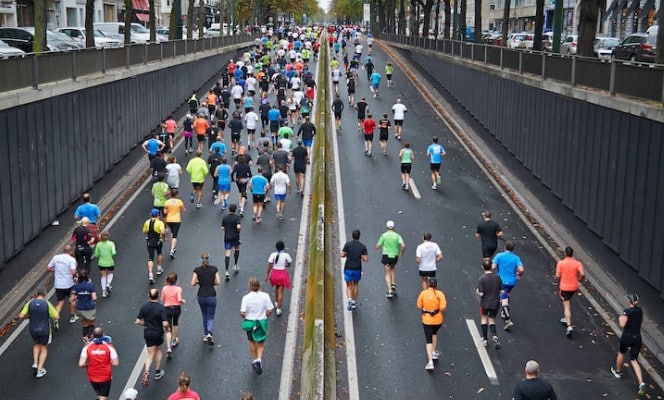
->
<box><xmin>489</xmin><ymin>3</ymin><xmax>495</xmax><ymax>10</ymax></box>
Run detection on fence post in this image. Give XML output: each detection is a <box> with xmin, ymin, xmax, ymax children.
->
<box><xmin>160</xmin><ymin>42</ymin><xmax>163</xmax><ymax>62</ymax></box>
<box><xmin>125</xmin><ymin>45</ymin><xmax>130</xmax><ymax>69</ymax></box>
<box><xmin>571</xmin><ymin>56</ymin><xmax>576</xmax><ymax>86</ymax></box>
<box><xmin>71</xmin><ymin>50</ymin><xmax>77</xmax><ymax>81</ymax></box>
<box><xmin>541</xmin><ymin>53</ymin><xmax>546</xmax><ymax>78</ymax></box>
<box><xmin>31</xmin><ymin>54</ymin><xmax>39</xmax><ymax>89</ymax></box>
<box><xmin>101</xmin><ymin>47</ymin><xmax>106</xmax><ymax>74</ymax></box>
<box><xmin>485</xmin><ymin>44</ymin><xmax>488</xmax><ymax>64</ymax></box>
<box><xmin>519</xmin><ymin>51</ymin><xmax>523</xmax><ymax>74</ymax></box>
<box><xmin>500</xmin><ymin>47</ymin><xmax>504</xmax><ymax>70</ymax></box>
<box><xmin>471</xmin><ymin>43</ymin><xmax>474</xmax><ymax>60</ymax></box>
<box><xmin>460</xmin><ymin>41</ymin><xmax>463</xmax><ymax>58</ymax></box>
<box><xmin>144</xmin><ymin>43</ymin><xmax>148</xmax><ymax>65</ymax></box>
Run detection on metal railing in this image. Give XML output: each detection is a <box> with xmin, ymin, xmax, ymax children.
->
<box><xmin>0</xmin><ymin>34</ymin><xmax>254</xmax><ymax>92</ymax></box>
<box><xmin>380</xmin><ymin>34</ymin><xmax>664</xmax><ymax>104</ymax></box>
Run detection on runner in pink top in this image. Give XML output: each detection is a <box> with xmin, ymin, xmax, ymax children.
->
<box><xmin>161</xmin><ymin>273</ymin><xmax>185</xmax><ymax>358</ymax></box>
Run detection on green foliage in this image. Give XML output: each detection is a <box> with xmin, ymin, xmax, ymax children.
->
<box><xmin>330</xmin><ymin>0</ymin><xmax>364</xmax><ymax>23</ymax></box>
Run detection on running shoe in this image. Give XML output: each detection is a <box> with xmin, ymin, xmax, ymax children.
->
<box><xmin>52</xmin><ymin>319</ymin><xmax>59</xmax><ymax>332</ymax></box>
<box><xmin>431</xmin><ymin>184</ymin><xmax>437</xmax><ymax>190</ymax></box>
<box><xmin>436</xmin><ymin>175</ymin><xmax>442</xmax><ymax>185</ymax></box>
<box><xmin>225</xmin><ymin>272</ymin><xmax>230</xmax><ymax>281</ymax></box>
<box><xmin>385</xmin><ymin>291</ymin><xmax>394</xmax><ymax>298</ymax></box>
<box><xmin>504</xmin><ymin>320</ymin><xmax>514</xmax><ymax>331</ymax></box>
<box><xmin>432</xmin><ymin>350</ymin><xmax>440</xmax><ymax>360</ymax></box>
<box><xmin>638</xmin><ymin>382</ymin><xmax>647</xmax><ymax>395</ymax></box>
<box><xmin>156</xmin><ymin>267</ymin><xmax>164</xmax><ymax>275</ymax></box>
<box><xmin>169</xmin><ymin>251</ymin><xmax>175</xmax><ymax>260</ymax></box>
<box><xmin>154</xmin><ymin>369</ymin><xmax>165</xmax><ymax>380</ymax></box>
<box><xmin>424</xmin><ymin>361</ymin><xmax>434</xmax><ymax>371</ymax></box>
<box><xmin>239</xmin><ymin>208</ymin><xmax>244</xmax><ymax>217</ymax></box>
<box><xmin>190</xmin><ymin>193</ymin><xmax>195</xmax><ymax>203</ymax></box>
<box><xmin>610</xmin><ymin>366</ymin><xmax>623</xmax><ymax>379</ymax></box>
<box><xmin>252</xmin><ymin>360</ymin><xmax>263</xmax><ymax>375</ymax></box>
<box><xmin>252</xmin><ymin>215</ymin><xmax>256</xmax><ymax>221</ymax></box>
<box><xmin>69</xmin><ymin>314</ymin><xmax>79</xmax><ymax>323</ymax></box>
<box><xmin>234</xmin><ymin>264</ymin><xmax>240</xmax><ymax>272</ymax></box>
<box><xmin>351</xmin><ymin>300</ymin><xmax>357</xmax><ymax>309</ymax></box>
<box><xmin>347</xmin><ymin>300</ymin><xmax>353</xmax><ymax>311</ymax></box>
<box><xmin>196</xmin><ymin>203</ymin><xmax>202</xmax><ymax>209</ymax></box>
<box><xmin>166</xmin><ymin>349</ymin><xmax>172</xmax><ymax>359</ymax></box>
<box><xmin>106</xmin><ymin>285</ymin><xmax>112</xmax><ymax>294</ymax></box>
<box><xmin>276</xmin><ymin>308</ymin><xmax>283</xmax><ymax>316</ymax></box>
<box><xmin>493</xmin><ymin>336</ymin><xmax>501</xmax><ymax>349</ymax></box>
<box><xmin>149</xmin><ymin>275</ymin><xmax>155</xmax><ymax>285</ymax></box>
<box><xmin>36</xmin><ymin>369</ymin><xmax>47</xmax><ymax>378</ymax></box>
<box><xmin>102</xmin><ymin>289</ymin><xmax>107</xmax><ymax>298</ymax></box>
<box><xmin>391</xmin><ymin>283</ymin><xmax>397</xmax><ymax>294</ymax></box>
<box><xmin>566</xmin><ymin>326</ymin><xmax>574</xmax><ymax>337</ymax></box>
<box><xmin>482</xmin><ymin>339</ymin><xmax>488</xmax><ymax>347</ymax></box>
<box><xmin>559</xmin><ymin>317</ymin><xmax>567</xmax><ymax>326</ymax></box>
<box><xmin>207</xmin><ymin>334</ymin><xmax>214</xmax><ymax>345</ymax></box>
<box><xmin>171</xmin><ymin>338</ymin><xmax>179</xmax><ymax>347</ymax></box>
<box><xmin>32</xmin><ymin>363</ymin><xmax>38</xmax><ymax>376</ymax></box>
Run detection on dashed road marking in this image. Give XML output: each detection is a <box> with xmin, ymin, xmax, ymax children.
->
<box><xmin>465</xmin><ymin>318</ymin><xmax>499</xmax><ymax>385</ymax></box>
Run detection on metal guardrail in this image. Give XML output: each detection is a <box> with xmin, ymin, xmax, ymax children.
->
<box><xmin>0</xmin><ymin>34</ymin><xmax>253</xmax><ymax>92</ymax></box>
<box><xmin>380</xmin><ymin>33</ymin><xmax>664</xmax><ymax>104</ymax></box>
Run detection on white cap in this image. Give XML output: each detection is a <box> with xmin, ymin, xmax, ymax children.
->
<box><xmin>124</xmin><ymin>388</ymin><xmax>138</xmax><ymax>400</ymax></box>
<box><xmin>386</xmin><ymin>220</ymin><xmax>395</xmax><ymax>229</ymax></box>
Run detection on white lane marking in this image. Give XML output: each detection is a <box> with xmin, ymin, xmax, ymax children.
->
<box><xmin>331</xmin><ymin>65</ymin><xmax>361</xmax><ymax>400</ymax></box>
<box><xmin>0</xmin><ymin>320</ymin><xmax>27</xmax><ymax>355</ymax></box>
<box><xmin>278</xmin><ymin>55</ymin><xmax>321</xmax><ymax>400</ymax></box>
<box><xmin>465</xmin><ymin>318</ymin><xmax>499</xmax><ymax>385</ymax></box>
<box><xmin>408</xmin><ymin>178</ymin><xmax>421</xmax><ymax>199</ymax></box>
<box><xmin>117</xmin><ymin>347</ymin><xmax>148</xmax><ymax>400</ymax></box>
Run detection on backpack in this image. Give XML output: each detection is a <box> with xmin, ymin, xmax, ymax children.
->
<box><xmin>145</xmin><ymin>219</ymin><xmax>161</xmax><ymax>247</ymax></box>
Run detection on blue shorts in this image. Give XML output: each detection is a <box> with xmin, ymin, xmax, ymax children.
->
<box><xmin>500</xmin><ymin>284</ymin><xmax>516</xmax><ymax>300</ymax></box>
<box><xmin>344</xmin><ymin>269</ymin><xmax>361</xmax><ymax>282</ymax></box>
<box><xmin>218</xmin><ymin>180</ymin><xmax>231</xmax><ymax>192</ymax></box>
<box><xmin>274</xmin><ymin>193</ymin><xmax>286</xmax><ymax>201</ymax></box>
<box><xmin>224</xmin><ymin>240</ymin><xmax>240</xmax><ymax>250</ymax></box>
<box><xmin>303</xmin><ymin>138</ymin><xmax>313</xmax><ymax>148</ymax></box>
<box><xmin>372</xmin><ymin>82</ymin><xmax>379</xmax><ymax>89</ymax></box>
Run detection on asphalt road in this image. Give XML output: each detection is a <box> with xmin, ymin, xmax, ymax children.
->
<box><xmin>332</xmin><ymin>38</ymin><xmax>664</xmax><ymax>399</ymax></box>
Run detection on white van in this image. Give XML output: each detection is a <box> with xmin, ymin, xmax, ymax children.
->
<box><xmin>94</xmin><ymin>22</ymin><xmax>151</xmax><ymax>43</ymax></box>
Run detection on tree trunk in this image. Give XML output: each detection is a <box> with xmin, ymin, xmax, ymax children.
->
<box><xmin>187</xmin><ymin>0</ymin><xmax>194</xmax><ymax>39</ymax></box>
<box><xmin>459</xmin><ymin>0</ymin><xmax>466</xmax><ymax>40</ymax></box>
<box><xmin>501</xmin><ymin>0</ymin><xmax>510</xmax><ymax>46</ymax></box>
<box><xmin>169</xmin><ymin>0</ymin><xmax>181</xmax><ymax>40</ymax></box>
<box><xmin>85</xmin><ymin>0</ymin><xmax>94</xmax><ymax>48</ymax></box>
<box><xmin>657</xmin><ymin>3</ymin><xmax>664</xmax><ymax>63</ymax></box>
<box><xmin>33</xmin><ymin>0</ymin><xmax>46</xmax><ymax>52</ymax></box>
<box><xmin>149</xmin><ymin>0</ymin><xmax>156</xmax><ymax>41</ymax></box>
<box><xmin>434</xmin><ymin>0</ymin><xmax>440</xmax><ymax>38</ymax></box>
<box><xmin>532</xmin><ymin>0</ymin><xmax>544</xmax><ymax>50</ymax></box>
<box><xmin>398</xmin><ymin>0</ymin><xmax>406</xmax><ymax>35</ymax></box>
<box><xmin>443</xmin><ymin>0</ymin><xmax>450</xmax><ymax>39</ymax></box>
<box><xmin>124</xmin><ymin>0</ymin><xmax>132</xmax><ymax>45</ymax></box>
<box><xmin>198</xmin><ymin>0</ymin><xmax>205</xmax><ymax>36</ymax></box>
<box><xmin>422</xmin><ymin>3</ymin><xmax>433</xmax><ymax>37</ymax></box>
<box><xmin>474</xmin><ymin>0</ymin><xmax>481</xmax><ymax>42</ymax></box>
<box><xmin>577</xmin><ymin>0</ymin><xmax>599</xmax><ymax>56</ymax></box>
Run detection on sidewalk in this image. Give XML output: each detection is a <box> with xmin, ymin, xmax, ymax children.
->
<box><xmin>381</xmin><ymin>40</ymin><xmax>664</xmax><ymax>383</ymax></box>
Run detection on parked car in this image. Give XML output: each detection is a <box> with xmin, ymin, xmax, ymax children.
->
<box><xmin>593</xmin><ymin>36</ymin><xmax>620</xmax><ymax>60</ymax></box>
<box><xmin>483</xmin><ymin>31</ymin><xmax>503</xmax><ymax>46</ymax></box>
<box><xmin>560</xmin><ymin>34</ymin><xmax>578</xmax><ymax>55</ymax></box>
<box><xmin>205</xmin><ymin>23</ymin><xmax>220</xmax><ymax>37</ymax></box>
<box><xmin>612</xmin><ymin>33</ymin><xmax>657</xmax><ymax>63</ymax></box>
<box><xmin>94</xmin><ymin>22</ymin><xmax>167</xmax><ymax>43</ymax></box>
<box><xmin>541</xmin><ymin>32</ymin><xmax>554</xmax><ymax>51</ymax></box>
<box><xmin>507</xmin><ymin>32</ymin><xmax>534</xmax><ymax>49</ymax></box>
<box><xmin>0</xmin><ymin>39</ymin><xmax>25</xmax><ymax>58</ymax></box>
<box><xmin>57</xmin><ymin>27</ymin><xmax>122</xmax><ymax>48</ymax></box>
<box><xmin>0</xmin><ymin>27</ymin><xmax>80</xmax><ymax>52</ymax></box>
<box><xmin>49</xmin><ymin>31</ymin><xmax>85</xmax><ymax>50</ymax></box>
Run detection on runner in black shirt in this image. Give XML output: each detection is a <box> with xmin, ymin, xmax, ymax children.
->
<box><xmin>476</xmin><ymin>210</ymin><xmax>503</xmax><ymax>258</ymax></box>
<box><xmin>476</xmin><ymin>258</ymin><xmax>503</xmax><ymax>349</ymax></box>
<box><xmin>231</xmin><ymin>161</ymin><xmax>252</xmax><ymax>216</ymax></box>
<box><xmin>135</xmin><ymin>288</ymin><xmax>168</xmax><ymax>385</ymax></box>
<box><xmin>331</xmin><ymin>94</ymin><xmax>345</xmax><ymax>131</ymax></box>
<box><xmin>221</xmin><ymin>204</ymin><xmax>242</xmax><ymax>280</ymax></box>
<box><xmin>512</xmin><ymin>360</ymin><xmax>557</xmax><ymax>400</ymax></box>
<box><xmin>291</xmin><ymin>140</ymin><xmax>308</xmax><ymax>197</ymax></box>
<box><xmin>611</xmin><ymin>293</ymin><xmax>647</xmax><ymax>395</ymax></box>
<box><xmin>355</xmin><ymin>97</ymin><xmax>369</xmax><ymax>131</ymax></box>
<box><xmin>340</xmin><ymin>229</ymin><xmax>368</xmax><ymax>311</ymax></box>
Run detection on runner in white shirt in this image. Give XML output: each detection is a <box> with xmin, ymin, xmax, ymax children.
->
<box><xmin>244</xmin><ymin>109</ymin><xmax>260</xmax><ymax>149</ymax></box>
<box><xmin>415</xmin><ymin>232</ymin><xmax>443</xmax><ymax>290</ymax></box>
<box><xmin>391</xmin><ymin>98</ymin><xmax>408</xmax><ymax>140</ymax></box>
<box><xmin>265</xmin><ymin>240</ymin><xmax>293</xmax><ymax>315</ymax></box>
<box><xmin>245</xmin><ymin>75</ymin><xmax>258</xmax><ymax>97</ymax></box>
<box><xmin>231</xmin><ymin>83</ymin><xmax>244</xmax><ymax>109</ymax></box>
<box><xmin>331</xmin><ymin>67</ymin><xmax>342</xmax><ymax>94</ymax></box>
<box><xmin>269</xmin><ymin>167</ymin><xmax>291</xmax><ymax>220</ymax></box>
<box><xmin>240</xmin><ymin>278</ymin><xmax>274</xmax><ymax>375</ymax></box>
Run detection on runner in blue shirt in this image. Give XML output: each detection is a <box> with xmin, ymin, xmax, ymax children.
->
<box><xmin>214</xmin><ymin>158</ymin><xmax>232</xmax><ymax>210</ymax></box>
<box><xmin>268</xmin><ymin>106</ymin><xmax>282</xmax><ymax>144</ymax></box>
<box><xmin>209</xmin><ymin>138</ymin><xmax>227</xmax><ymax>156</ymax></box>
<box><xmin>426</xmin><ymin>136</ymin><xmax>446</xmax><ymax>190</ymax></box>
<box><xmin>74</xmin><ymin>193</ymin><xmax>101</xmax><ymax>224</ymax></box>
<box><xmin>248</xmin><ymin>166</ymin><xmax>270</xmax><ymax>224</ymax></box>
<box><xmin>142</xmin><ymin>133</ymin><xmax>165</xmax><ymax>161</ymax></box>
<box><xmin>370</xmin><ymin>71</ymin><xmax>381</xmax><ymax>98</ymax></box>
<box><xmin>492</xmin><ymin>241</ymin><xmax>525</xmax><ymax>331</ymax></box>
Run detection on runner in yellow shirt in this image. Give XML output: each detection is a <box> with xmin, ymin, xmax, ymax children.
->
<box><xmin>163</xmin><ymin>188</ymin><xmax>186</xmax><ymax>260</ymax></box>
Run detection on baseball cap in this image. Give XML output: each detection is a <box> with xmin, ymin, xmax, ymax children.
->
<box><xmin>124</xmin><ymin>388</ymin><xmax>138</xmax><ymax>400</ymax></box>
<box><xmin>625</xmin><ymin>293</ymin><xmax>639</xmax><ymax>304</ymax></box>
<box><xmin>150</xmin><ymin>208</ymin><xmax>160</xmax><ymax>217</ymax></box>
<box><xmin>386</xmin><ymin>220</ymin><xmax>395</xmax><ymax>229</ymax></box>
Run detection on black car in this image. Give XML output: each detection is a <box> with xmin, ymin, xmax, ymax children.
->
<box><xmin>612</xmin><ymin>33</ymin><xmax>657</xmax><ymax>63</ymax></box>
<box><xmin>0</xmin><ymin>27</ymin><xmax>77</xmax><ymax>53</ymax></box>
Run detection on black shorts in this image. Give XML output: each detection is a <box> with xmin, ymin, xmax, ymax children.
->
<box><xmin>386</xmin><ymin>74</ymin><xmax>393</xmax><ymax>80</ymax></box>
<box><xmin>167</xmin><ymin>222</ymin><xmax>181</xmax><ymax>238</ymax></box>
<box><xmin>418</xmin><ymin>270</ymin><xmax>436</xmax><ymax>278</ymax></box>
<box><xmin>145</xmin><ymin>335</ymin><xmax>164</xmax><ymax>348</ymax></box>
<box><xmin>619</xmin><ymin>334</ymin><xmax>643</xmax><ymax>360</ymax></box>
<box><xmin>348</xmin><ymin>88</ymin><xmax>355</xmax><ymax>94</ymax></box>
<box><xmin>401</xmin><ymin>163</ymin><xmax>412</xmax><ymax>174</ymax></box>
<box><xmin>559</xmin><ymin>290</ymin><xmax>576</xmax><ymax>301</ymax></box>
<box><xmin>394</xmin><ymin>119</ymin><xmax>404</xmax><ymax>126</ymax></box>
<box><xmin>218</xmin><ymin>121</ymin><xmax>226</xmax><ymax>130</ymax></box>
<box><xmin>334</xmin><ymin>112</ymin><xmax>342</xmax><ymax>119</ymax></box>
<box><xmin>364</xmin><ymin>134</ymin><xmax>374</xmax><ymax>141</ymax></box>
<box><xmin>430</xmin><ymin>163</ymin><xmax>441</xmax><ymax>172</ymax></box>
<box><xmin>481</xmin><ymin>246</ymin><xmax>497</xmax><ymax>258</ymax></box>
<box><xmin>253</xmin><ymin>194</ymin><xmax>266</xmax><ymax>203</ymax></box>
<box><xmin>236</xmin><ymin>182</ymin><xmax>248</xmax><ymax>197</ymax></box>
<box><xmin>379</xmin><ymin>132</ymin><xmax>389</xmax><ymax>141</ymax></box>
<box><xmin>294</xmin><ymin>164</ymin><xmax>306</xmax><ymax>174</ymax></box>
<box><xmin>32</xmin><ymin>334</ymin><xmax>50</xmax><ymax>345</ymax></box>
<box><xmin>381</xmin><ymin>255</ymin><xmax>398</xmax><ymax>266</ymax></box>
<box><xmin>90</xmin><ymin>381</ymin><xmax>112</xmax><ymax>397</ymax></box>
<box><xmin>165</xmin><ymin>306</ymin><xmax>181</xmax><ymax>327</ymax></box>
<box><xmin>247</xmin><ymin>129</ymin><xmax>256</xmax><ymax>135</ymax></box>
<box><xmin>99</xmin><ymin>266</ymin><xmax>115</xmax><ymax>272</ymax></box>
<box><xmin>147</xmin><ymin>244</ymin><xmax>163</xmax><ymax>261</ymax></box>
<box><xmin>422</xmin><ymin>323</ymin><xmax>442</xmax><ymax>343</ymax></box>
<box><xmin>231</xmin><ymin>132</ymin><xmax>241</xmax><ymax>142</ymax></box>
<box><xmin>480</xmin><ymin>307</ymin><xmax>499</xmax><ymax>318</ymax></box>
<box><xmin>270</xmin><ymin>121</ymin><xmax>279</xmax><ymax>133</ymax></box>
<box><xmin>197</xmin><ymin>134</ymin><xmax>206</xmax><ymax>143</ymax></box>
<box><xmin>55</xmin><ymin>287</ymin><xmax>72</xmax><ymax>302</ymax></box>
<box><xmin>192</xmin><ymin>182</ymin><xmax>204</xmax><ymax>190</ymax></box>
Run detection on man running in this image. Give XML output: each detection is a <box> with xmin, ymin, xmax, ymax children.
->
<box><xmin>556</xmin><ymin>247</ymin><xmax>585</xmax><ymax>337</ymax></box>
<box><xmin>74</xmin><ymin>193</ymin><xmax>101</xmax><ymax>225</ymax></box>
<box><xmin>221</xmin><ymin>204</ymin><xmax>242</xmax><ymax>280</ymax></box>
<box><xmin>426</xmin><ymin>136</ymin><xmax>446</xmax><ymax>190</ymax></box>
<box><xmin>416</xmin><ymin>277</ymin><xmax>447</xmax><ymax>371</ymax></box>
<box><xmin>391</xmin><ymin>99</ymin><xmax>407</xmax><ymax>140</ymax></box>
<box><xmin>362</xmin><ymin>113</ymin><xmax>376</xmax><ymax>157</ymax></box>
<box><xmin>475</xmin><ymin>211</ymin><xmax>503</xmax><ymax>258</ymax></box>
<box><xmin>163</xmin><ymin>189</ymin><xmax>186</xmax><ymax>260</ymax></box>
<box><xmin>19</xmin><ymin>288</ymin><xmax>59</xmax><ymax>378</ymax></box>
<box><xmin>186</xmin><ymin>151</ymin><xmax>209</xmax><ymax>209</ymax></box>
<box><xmin>354</xmin><ymin>97</ymin><xmax>369</xmax><ymax>132</ymax></box>
<box><xmin>376</xmin><ymin>220</ymin><xmax>406</xmax><ymax>298</ymax></box>
<box><xmin>270</xmin><ymin>166</ymin><xmax>291</xmax><ymax>220</ymax></box>
<box><xmin>378</xmin><ymin>113</ymin><xmax>391</xmax><ymax>156</ymax></box>
<box><xmin>248</xmin><ymin>166</ymin><xmax>270</xmax><ymax>223</ymax></box>
<box><xmin>476</xmin><ymin>258</ymin><xmax>503</xmax><ymax>349</ymax></box>
<box><xmin>492</xmin><ymin>241</ymin><xmax>525</xmax><ymax>330</ymax></box>
<box><xmin>415</xmin><ymin>232</ymin><xmax>443</xmax><ymax>290</ymax></box>
<box><xmin>135</xmin><ymin>288</ymin><xmax>169</xmax><ymax>387</ymax></box>
<box><xmin>214</xmin><ymin>157</ymin><xmax>232</xmax><ymax>209</ymax></box>
<box><xmin>341</xmin><ymin>229</ymin><xmax>368</xmax><ymax>311</ymax></box>
<box><xmin>331</xmin><ymin>94</ymin><xmax>345</xmax><ymax>131</ymax></box>
<box><xmin>369</xmin><ymin>70</ymin><xmax>381</xmax><ymax>98</ymax></box>
<box><xmin>291</xmin><ymin>140</ymin><xmax>308</xmax><ymax>197</ymax></box>
<box><xmin>142</xmin><ymin>209</ymin><xmax>165</xmax><ymax>284</ymax></box>
<box><xmin>297</xmin><ymin>116</ymin><xmax>316</xmax><ymax>156</ymax></box>
<box><xmin>231</xmin><ymin>153</ymin><xmax>252</xmax><ymax>217</ymax></box>
<box><xmin>47</xmin><ymin>245</ymin><xmax>78</xmax><ymax>325</ymax></box>
<box><xmin>611</xmin><ymin>293</ymin><xmax>647</xmax><ymax>395</ymax></box>
<box><xmin>79</xmin><ymin>327</ymin><xmax>119</xmax><ymax>400</ymax></box>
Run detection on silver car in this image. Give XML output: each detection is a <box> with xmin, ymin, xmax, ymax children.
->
<box><xmin>0</xmin><ymin>39</ymin><xmax>25</xmax><ymax>58</ymax></box>
<box><xmin>560</xmin><ymin>34</ymin><xmax>578</xmax><ymax>55</ymax></box>
<box><xmin>593</xmin><ymin>37</ymin><xmax>620</xmax><ymax>60</ymax></box>
<box><xmin>57</xmin><ymin>27</ymin><xmax>122</xmax><ymax>48</ymax></box>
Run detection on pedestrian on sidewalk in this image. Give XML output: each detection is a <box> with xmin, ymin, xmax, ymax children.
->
<box><xmin>492</xmin><ymin>241</ymin><xmax>525</xmax><ymax>331</ymax></box>
<box><xmin>555</xmin><ymin>247</ymin><xmax>584</xmax><ymax>337</ymax></box>
<box><xmin>72</xmin><ymin>217</ymin><xmax>95</xmax><ymax>275</ymax></box>
<box><xmin>416</xmin><ymin>277</ymin><xmax>447</xmax><ymax>371</ymax></box>
<box><xmin>398</xmin><ymin>141</ymin><xmax>414</xmax><ymax>191</ymax></box>
<box><xmin>161</xmin><ymin>273</ymin><xmax>185</xmax><ymax>359</ymax></box>
<box><xmin>74</xmin><ymin>192</ymin><xmax>101</xmax><ymax>225</ymax></box>
<box><xmin>142</xmin><ymin>209</ymin><xmax>165</xmax><ymax>284</ymax></box>
<box><xmin>191</xmin><ymin>254</ymin><xmax>221</xmax><ymax>346</ymax></box>
<box><xmin>18</xmin><ymin>288</ymin><xmax>59</xmax><ymax>378</ymax></box>
<box><xmin>426</xmin><ymin>136</ymin><xmax>446</xmax><ymax>190</ymax></box>
<box><xmin>611</xmin><ymin>293</ymin><xmax>647</xmax><ymax>395</ymax></box>
<box><xmin>167</xmin><ymin>372</ymin><xmax>200</xmax><ymax>400</ymax></box>
<box><xmin>79</xmin><ymin>327</ymin><xmax>119</xmax><ymax>400</ymax></box>
<box><xmin>476</xmin><ymin>258</ymin><xmax>503</xmax><ymax>349</ymax></box>
<box><xmin>512</xmin><ymin>360</ymin><xmax>557</xmax><ymax>400</ymax></box>
<box><xmin>186</xmin><ymin>151</ymin><xmax>209</xmax><ymax>209</ymax></box>
<box><xmin>266</xmin><ymin>240</ymin><xmax>293</xmax><ymax>316</ymax></box>
<box><xmin>47</xmin><ymin>244</ymin><xmax>78</xmax><ymax>325</ymax></box>
<box><xmin>164</xmin><ymin>188</ymin><xmax>186</xmax><ymax>260</ymax></box>
<box><xmin>341</xmin><ymin>229</ymin><xmax>369</xmax><ymax>311</ymax></box>
<box><xmin>94</xmin><ymin>231</ymin><xmax>117</xmax><ymax>298</ymax></box>
<box><xmin>416</xmin><ymin>232</ymin><xmax>443</xmax><ymax>290</ymax></box>
<box><xmin>476</xmin><ymin>211</ymin><xmax>503</xmax><ymax>258</ymax></box>
<box><xmin>221</xmin><ymin>203</ymin><xmax>242</xmax><ymax>280</ymax></box>
<box><xmin>70</xmin><ymin>269</ymin><xmax>97</xmax><ymax>343</ymax></box>
<box><xmin>136</xmin><ymin>288</ymin><xmax>169</xmax><ymax>387</ymax></box>
<box><xmin>240</xmin><ymin>278</ymin><xmax>274</xmax><ymax>375</ymax></box>
<box><xmin>376</xmin><ymin>220</ymin><xmax>406</xmax><ymax>298</ymax></box>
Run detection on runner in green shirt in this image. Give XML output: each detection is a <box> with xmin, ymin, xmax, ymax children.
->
<box><xmin>151</xmin><ymin>175</ymin><xmax>169</xmax><ymax>214</ymax></box>
<box><xmin>186</xmin><ymin>151</ymin><xmax>209</xmax><ymax>208</ymax></box>
<box><xmin>94</xmin><ymin>231</ymin><xmax>117</xmax><ymax>297</ymax></box>
<box><xmin>376</xmin><ymin>220</ymin><xmax>406</xmax><ymax>298</ymax></box>
<box><xmin>399</xmin><ymin>141</ymin><xmax>414</xmax><ymax>191</ymax></box>
<box><xmin>385</xmin><ymin>62</ymin><xmax>394</xmax><ymax>87</ymax></box>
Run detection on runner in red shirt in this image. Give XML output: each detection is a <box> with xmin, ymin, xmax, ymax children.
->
<box><xmin>362</xmin><ymin>113</ymin><xmax>377</xmax><ymax>156</ymax></box>
<box><xmin>79</xmin><ymin>327</ymin><xmax>119</xmax><ymax>400</ymax></box>
<box><xmin>555</xmin><ymin>246</ymin><xmax>585</xmax><ymax>337</ymax></box>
